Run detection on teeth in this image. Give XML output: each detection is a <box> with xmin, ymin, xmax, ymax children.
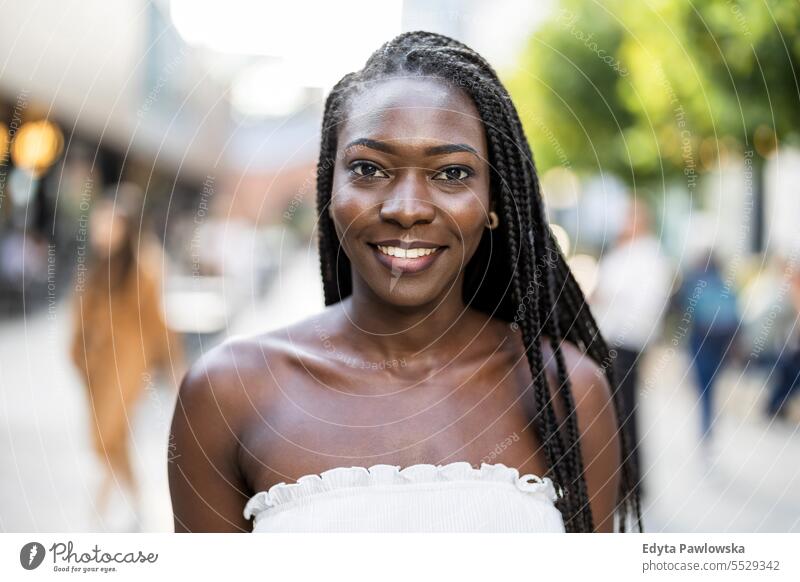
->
<box><xmin>376</xmin><ymin>245</ymin><xmax>438</xmax><ymax>259</ymax></box>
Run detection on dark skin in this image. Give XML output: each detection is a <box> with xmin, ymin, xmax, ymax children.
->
<box><xmin>169</xmin><ymin>77</ymin><xmax>622</xmax><ymax>533</ymax></box>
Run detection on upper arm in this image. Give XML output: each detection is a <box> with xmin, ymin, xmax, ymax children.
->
<box><xmin>168</xmin><ymin>344</ymin><xmax>252</xmax><ymax>532</ymax></box>
<box><xmin>567</xmin><ymin>353</ymin><xmax>622</xmax><ymax>532</ymax></box>
<box><xmin>548</xmin><ymin>343</ymin><xmax>622</xmax><ymax>532</ymax></box>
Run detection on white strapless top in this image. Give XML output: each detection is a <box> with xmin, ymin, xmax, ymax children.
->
<box><xmin>243</xmin><ymin>462</ymin><xmax>565</xmax><ymax>532</ymax></box>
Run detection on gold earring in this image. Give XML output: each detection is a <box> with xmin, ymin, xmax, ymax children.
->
<box><xmin>487</xmin><ymin>210</ymin><xmax>499</xmax><ymax>230</ymax></box>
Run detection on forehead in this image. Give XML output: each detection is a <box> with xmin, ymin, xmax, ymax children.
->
<box><xmin>338</xmin><ymin>76</ymin><xmax>486</xmax><ymax>151</ymax></box>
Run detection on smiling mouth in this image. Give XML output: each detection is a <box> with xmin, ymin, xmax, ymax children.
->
<box><xmin>368</xmin><ymin>242</ymin><xmax>446</xmax><ymax>274</ymax></box>
<box><xmin>375</xmin><ymin>244</ymin><xmax>440</xmax><ymax>258</ymax></box>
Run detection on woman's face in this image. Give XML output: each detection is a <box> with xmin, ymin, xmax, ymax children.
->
<box><xmin>89</xmin><ymin>203</ymin><xmax>128</xmax><ymax>257</ymax></box>
<box><xmin>330</xmin><ymin>76</ymin><xmax>491</xmax><ymax>307</ymax></box>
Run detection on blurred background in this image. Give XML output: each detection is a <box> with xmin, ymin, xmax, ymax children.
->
<box><xmin>0</xmin><ymin>0</ymin><xmax>798</xmax><ymax>532</ymax></box>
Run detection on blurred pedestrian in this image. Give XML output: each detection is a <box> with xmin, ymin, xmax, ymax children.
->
<box><xmin>69</xmin><ymin>185</ymin><xmax>183</xmax><ymax>529</ymax></box>
<box><xmin>765</xmin><ymin>258</ymin><xmax>800</xmax><ymax>420</ymax></box>
<box><xmin>591</xmin><ymin>198</ymin><xmax>672</xmax><ymax>497</ymax></box>
<box><xmin>678</xmin><ymin>253</ymin><xmax>740</xmax><ymax>446</ymax></box>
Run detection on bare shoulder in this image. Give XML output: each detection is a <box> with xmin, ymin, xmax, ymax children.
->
<box><xmin>177</xmin><ymin>332</ymin><xmax>290</xmax><ymax>413</ymax></box>
<box><xmin>540</xmin><ymin>338</ymin><xmax>615</xmax><ymax>422</ymax></box>
<box><xmin>563</xmin><ymin>341</ymin><xmax>615</xmax><ymax>416</ymax></box>
<box><xmin>171</xmin><ymin>338</ymin><xmax>270</xmax><ymax>470</ymax></box>
<box><xmin>176</xmin><ymin>304</ymin><xmax>343</xmax><ymax>420</ymax></box>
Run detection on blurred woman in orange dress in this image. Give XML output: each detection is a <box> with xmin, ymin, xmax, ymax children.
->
<box><xmin>70</xmin><ymin>185</ymin><xmax>183</xmax><ymax>527</ymax></box>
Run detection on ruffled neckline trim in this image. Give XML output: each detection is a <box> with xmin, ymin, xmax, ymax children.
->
<box><xmin>243</xmin><ymin>461</ymin><xmax>560</xmax><ymax>520</ymax></box>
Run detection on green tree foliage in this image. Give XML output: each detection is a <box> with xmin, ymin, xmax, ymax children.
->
<box><xmin>506</xmin><ymin>0</ymin><xmax>800</xmax><ymax>188</ymax></box>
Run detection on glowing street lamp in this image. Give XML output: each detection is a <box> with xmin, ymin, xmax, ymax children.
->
<box><xmin>11</xmin><ymin>119</ymin><xmax>64</xmax><ymax>177</ymax></box>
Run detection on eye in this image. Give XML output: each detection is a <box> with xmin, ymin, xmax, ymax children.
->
<box><xmin>432</xmin><ymin>166</ymin><xmax>473</xmax><ymax>182</ymax></box>
<box><xmin>349</xmin><ymin>161</ymin><xmax>389</xmax><ymax>179</ymax></box>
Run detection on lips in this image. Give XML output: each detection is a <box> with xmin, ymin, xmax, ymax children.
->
<box><xmin>372</xmin><ymin>239</ymin><xmax>444</xmax><ymax>250</ymax></box>
<box><xmin>368</xmin><ymin>239</ymin><xmax>447</xmax><ymax>275</ymax></box>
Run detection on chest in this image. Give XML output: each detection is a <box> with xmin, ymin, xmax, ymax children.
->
<box><xmin>239</xmin><ymin>349</ymin><xmax>550</xmax><ymax>493</ymax></box>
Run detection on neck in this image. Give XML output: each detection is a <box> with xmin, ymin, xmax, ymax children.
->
<box><xmin>342</xmin><ymin>271</ymin><xmax>481</xmax><ymax>361</ymax></box>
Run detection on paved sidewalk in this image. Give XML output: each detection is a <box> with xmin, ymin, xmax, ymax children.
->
<box><xmin>637</xmin><ymin>347</ymin><xmax>800</xmax><ymax>532</ymax></box>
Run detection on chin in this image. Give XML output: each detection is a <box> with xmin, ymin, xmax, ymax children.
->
<box><xmin>374</xmin><ymin>284</ymin><xmax>445</xmax><ymax>309</ymax></box>
<box><xmin>356</xmin><ymin>261</ymin><xmax>455</xmax><ymax>309</ymax></box>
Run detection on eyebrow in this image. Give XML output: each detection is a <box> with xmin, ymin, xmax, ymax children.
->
<box><xmin>343</xmin><ymin>138</ymin><xmax>478</xmax><ymax>156</ymax></box>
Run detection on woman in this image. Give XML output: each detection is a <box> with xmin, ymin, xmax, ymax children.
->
<box><xmin>169</xmin><ymin>31</ymin><xmax>641</xmax><ymax>533</ymax></box>
<box><xmin>71</xmin><ymin>187</ymin><xmax>183</xmax><ymax>526</ymax></box>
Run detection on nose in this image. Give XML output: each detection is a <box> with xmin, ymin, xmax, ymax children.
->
<box><xmin>379</xmin><ymin>172</ymin><xmax>436</xmax><ymax>228</ymax></box>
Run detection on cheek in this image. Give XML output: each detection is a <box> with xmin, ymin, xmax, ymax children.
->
<box><xmin>328</xmin><ymin>186</ymin><xmax>373</xmax><ymax>247</ymax></box>
<box><xmin>440</xmin><ymin>191</ymin><xmax>491</xmax><ymax>250</ymax></box>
